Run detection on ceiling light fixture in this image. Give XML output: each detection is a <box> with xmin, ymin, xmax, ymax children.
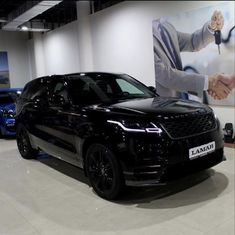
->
<box><xmin>21</xmin><ymin>25</ymin><xmax>28</xmax><ymax>31</ymax></box>
<box><xmin>3</xmin><ymin>1</ymin><xmax>62</xmax><ymax>31</ymax></box>
<box><xmin>0</xmin><ymin>18</ymin><xmax>7</xmax><ymax>23</ymax></box>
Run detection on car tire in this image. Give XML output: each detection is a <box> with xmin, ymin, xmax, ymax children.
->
<box><xmin>16</xmin><ymin>124</ymin><xmax>38</xmax><ymax>159</ymax></box>
<box><xmin>85</xmin><ymin>143</ymin><xmax>124</xmax><ymax>200</ymax></box>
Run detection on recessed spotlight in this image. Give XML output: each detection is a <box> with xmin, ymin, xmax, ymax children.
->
<box><xmin>21</xmin><ymin>26</ymin><xmax>29</xmax><ymax>31</ymax></box>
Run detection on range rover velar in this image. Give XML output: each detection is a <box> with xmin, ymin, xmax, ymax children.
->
<box><xmin>16</xmin><ymin>73</ymin><xmax>224</xmax><ymax>200</ymax></box>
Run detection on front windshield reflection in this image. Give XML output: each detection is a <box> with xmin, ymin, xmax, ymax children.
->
<box><xmin>67</xmin><ymin>74</ymin><xmax>155</xmax><ymax>105</ymax></box>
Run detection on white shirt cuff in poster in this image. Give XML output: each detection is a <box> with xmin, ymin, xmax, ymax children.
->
<box><xmin>204</xmin><ymin>75</ymin><xmax>209</xmax><ymax>91</ymax></box>
<box><xmin>207</xmin><ymin>21</ymin><xmax>216</xmax><ymax>34</ymax></box>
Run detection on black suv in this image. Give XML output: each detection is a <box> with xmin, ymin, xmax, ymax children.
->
<box><xmin>16</xmin><ymin>73</ymin><xmax>224</xmax><ymax>199</ymax></box>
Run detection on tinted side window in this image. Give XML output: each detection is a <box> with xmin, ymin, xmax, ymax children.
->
<box><xmin>21</xmin><ymin>78</ymin><xmax>47</xmax><ymax>100</ymax></box>
<box><xmin>48</xmin><ymin>80</ymin><xmax>69</xmax><ymax>106</ymax></box>
<box><xmin>68</xmin><ymin>79</ymin><xmax>101</xmax><ymax>105</ymax></box>
<box><xmin>55</xmin><ymin>82</ymin><xmax>68</xmax><ymax>99</ymax></box>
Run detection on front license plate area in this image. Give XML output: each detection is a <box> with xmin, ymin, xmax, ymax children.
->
<box><xmin>189</xmin><ymin>141</ymin><xmax>215</xmax><ymax>160</ymax></box>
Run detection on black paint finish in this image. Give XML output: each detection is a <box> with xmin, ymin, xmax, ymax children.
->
<box><xmin>16</xmin><ymin>72</ymin><xmax>224</xmax><ymax>187</ymax></box>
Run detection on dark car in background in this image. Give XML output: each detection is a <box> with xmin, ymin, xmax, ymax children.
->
<box><xmin>16</xmin><ymin>73</ymin><xmax>224</xmax><ymax>199</ymax></box>
<box><xmin>0</xmin><ymin>88</ymin><xmax>22</xmax><ymax>137</ymax></box>
<box><xmin>0</xmin><ymin>76</ymin><xmax>10</xmax><ymax>85</ymax></box>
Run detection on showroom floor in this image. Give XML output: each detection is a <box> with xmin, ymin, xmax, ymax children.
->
<box><xmin>0</xmin><ymin>139</ymin><xmax>234</xmax><ymax>235</ymax></box>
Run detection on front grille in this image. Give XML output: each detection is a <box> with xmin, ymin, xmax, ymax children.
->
<box><xmin>161</xmin><ymin>112</ymin><xmax>217</xmax><ymax>139</ymax></box>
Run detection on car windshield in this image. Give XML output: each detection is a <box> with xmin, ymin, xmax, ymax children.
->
<box><xmin>67</xmin><ymin>74</ymin><xmax>155</xmax><ymax>105</ymax></box>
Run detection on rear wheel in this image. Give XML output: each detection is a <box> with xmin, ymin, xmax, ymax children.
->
<box><xmin>85</xmin><ymin>143</ymin><xmax>124</xmax><ymax>200</ymax></box>
<box><xmin>16</xmin><ymin>124</ymin><xmax>38</xmax><ymax>159</ymax></box>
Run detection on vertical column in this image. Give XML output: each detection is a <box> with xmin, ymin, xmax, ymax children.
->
<box><xmin>76</xmin><ymin>1</ymin><xmax>94</xmax><ymax>71</ymax></box>
<box><xmin>33</xmin><ymin>33</ymin><xmax>46</xmax><ymax>77</ymax></box>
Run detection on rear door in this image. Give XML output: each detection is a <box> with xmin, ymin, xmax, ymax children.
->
<box><xmin>17</xmin><ymin>77</ymin><xmax>49</xmax><ymax>138</ymax></box>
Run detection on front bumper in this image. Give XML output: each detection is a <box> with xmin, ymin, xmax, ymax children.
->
<box><xmin>125</xmin><ymin>148</ymin><xmax>224</xmax><ymax>186</ymax></box>
<box><xmin>0</xmin><ymin>119</ymin><xmax>16</xmax><ymax>136</ymax></box>
<box><xmin>120</xmin><ymin>128</ymin><xmax>224</xmax><ymax>187</ymax></box>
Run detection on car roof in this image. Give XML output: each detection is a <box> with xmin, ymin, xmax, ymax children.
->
<box><xmin>25</xmin><ymin>72</ymin><xmax>126</xmax><ymax>86</ymax></box>
<box><xmin>0</xmin><ymin>88</ymin><xmax>23</xmax><ymax>93</ymax></box>
<box><xmin>28</xmin><ymin>72</ymin><xmax>123</xmax><ymax>82</ymax></box>
<box><xmin>47</xmin><ymin>72</ymin><xmax>123</xmax><ymax>80</ymax></box>
<box><xmin>64</xmin><ymin>72</ymin><xmax>123</xmax><ymax>76</ymax></box>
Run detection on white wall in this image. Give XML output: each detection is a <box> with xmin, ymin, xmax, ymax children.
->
<box><xmin>43</xmin><ymin>20</ymin><xmax>80</xmax><ymax>76</ymax></box>
<box><xmin>90</xmin><ymin>1</ymin><xmax>234</xmax><ymax>126</ymax></box>
<box><xmin>212</xmin><ymin>106</ymin><xmax>235</xmax><ymax>128</ymax></box>
<box><xmin>90</xmin><ymin>1</ymin><xmax>224</xmax><ymax>84</ymax></box>
<box><xmin>29</xmin><ymin>1</ymin><xmax>227</xmax><ymax>82</ymax></box>
<box><xmin>28</xmin><ymin>1</ymin><xmax>234</xmax><ymax>127</ymax></box>
<box><xmin>28</xmin><ymin>20</ymin><xmax>81</xmax><ymax>79</ymax></box>
<box><xmin>33</xmin><ymin>33</ymin><xmax>46</xmax><ymax>77</ymax></box>
<box><xmin>77</xmin><ymin>1</ymin><xmax>94</xmax><ymax>71</ymax></box>
<box><xmin>0</xmin><ymin>31</ymin><xmax>30</xmax><ymax>87</ymax></box>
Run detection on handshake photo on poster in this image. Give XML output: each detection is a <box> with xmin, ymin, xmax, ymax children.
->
<box><xmin>152</xmin><ymin>5</ymin><xmax>235</xmax><ymax>105</ymax></box>
<box><xmin>207</xmin><ymin>10</ymin><xmax>235</xmax><ymax>101</ymax></box>
<box><xmin>208</xmin><ymin>74</ymin><xmax>235</xmax><ymax>100</ymax></box>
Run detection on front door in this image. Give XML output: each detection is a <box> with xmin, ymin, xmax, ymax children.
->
<box><xmin>38</xmin><ymin>78</ymin><xmax>78</xmax><ymax>165</ymax></box>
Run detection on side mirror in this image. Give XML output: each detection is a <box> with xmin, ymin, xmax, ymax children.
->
<box><xmin>148</xmin><ymin>86</ymin><xmax>156</xmax><ymax>93</ymax></box>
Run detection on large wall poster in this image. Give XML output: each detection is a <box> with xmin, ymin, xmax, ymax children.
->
<box><xmin>0</xmin><ymin>51</ymin><xmax>10</xmax><ymax>88</ymax></box>
<box><xmin>152</xmin><ymin>2</ymin><xmax>234</xmax><ymax>106</ymax></box>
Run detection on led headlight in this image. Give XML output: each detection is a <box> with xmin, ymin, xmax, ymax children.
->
<box><xmin>107</xmin><ymin>120</ymin><xmax>163</xmax><ymax>134</ymax></box>
<box><xmin>1</xmin><ymin>109</ymin><xmax>14</xmax><ymax>118</ymax></box>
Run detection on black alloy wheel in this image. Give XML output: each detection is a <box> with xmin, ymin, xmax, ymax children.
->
<box><xmin>86</xmin><ymin>143</ymin><xmax>124</xmax><ymax>200</ymax></box>
<box><xmin>16</xmin><ymin>124</ymin><xmax>38</xmax><ymax>159</ymax></box>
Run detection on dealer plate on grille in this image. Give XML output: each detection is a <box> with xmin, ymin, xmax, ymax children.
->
<box><xmin>189</xmin><ymin>141</ymin><xmax>215</xmax><ymax>160</ymax></box>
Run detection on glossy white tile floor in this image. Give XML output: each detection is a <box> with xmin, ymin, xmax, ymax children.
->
<box><xmin>0</xmin><ymin>139</ymin><xmax>234</xmax><ymax>235</ymax></box>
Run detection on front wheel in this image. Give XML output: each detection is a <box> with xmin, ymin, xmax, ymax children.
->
<box><xmin>16</xmin><ymin>124</ymin><xmax>38</xmax><ymax>159</ymax></box>
<box><xmin>85</xmin><ymin>143</ymin><xmax>124</xmax><ymax>200</ymax></box>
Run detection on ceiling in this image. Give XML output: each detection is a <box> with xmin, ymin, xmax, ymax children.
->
<box><xmin>0</xmin><ymin>0</ymin><xmax>123</xmax><ymax>32</ymax></box>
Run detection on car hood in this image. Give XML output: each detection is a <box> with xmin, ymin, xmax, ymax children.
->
<box><xmin>0</xmin><ymin>103</ymin><xmax>16</xmax><ymax>111</ymax></box>
<box><xmin>88</xmin><ymin>97</ymin><xmax>212</xmax><ymax>117</ymax></box>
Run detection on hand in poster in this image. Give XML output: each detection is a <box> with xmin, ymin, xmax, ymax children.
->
<box><xmin>217</xmin><ymin>74</ymin><xmax>235</xmax><ymax>89</ymax></box>
<box><xmin>208</xmin><ymin>74</ymin><xmax>234</xmax><ymax>100</ymax></box>
<box><xmin>209</xmin><ymin>10</ymin><xmax>224</xmax><ymax>31</ymax></box>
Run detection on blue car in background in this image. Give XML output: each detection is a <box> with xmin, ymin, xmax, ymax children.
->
<box><xmin>0</xmin><ymin>88</ymin><xmax>22</xmax><ymax>137</ymax></box>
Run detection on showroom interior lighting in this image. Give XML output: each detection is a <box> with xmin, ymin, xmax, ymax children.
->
<box><xmin>0</xmin><ymin>18</ymin><xmax>7</xmax><ymax>23</ymax></box>
<box><xmin>18</xmin><ymin>21</ymin><xmax>51</xmax><ymax>32</ymax></box>
<box><xmin>0</xmin><ymin>1</ymin><xmax>122</xmax><ymax>32</ymax></box>
<box><xmin>2</xmin><ymin>1</ymin><xmax>62</xmax><ymax>31</ymax></box>
<box><xmin>20</xmin><ymin>25</ymin><xmax>28</xmax><ymax>31</ymax></box>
